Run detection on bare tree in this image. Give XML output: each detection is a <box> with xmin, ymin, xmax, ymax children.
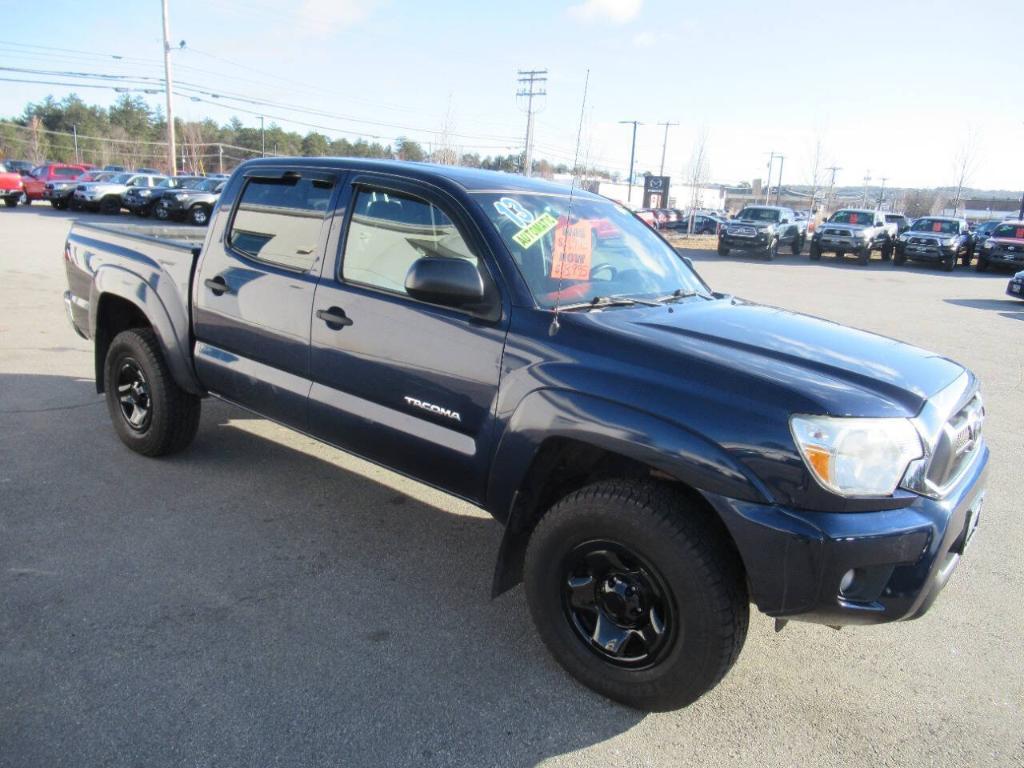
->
<box><xmin>27</xmin><ymin>117</ymin><xmax>48</xmax><ymax>164</ymax></box>
<box><xmin>805</xmin><ymin>135</ymin><xmax>827</xmax><ymax>221</ymax></box>
<box><xmin>949</xmin><ymin>128</ymin><xmax>979</xmax><ymax>217</ymax></box>
<box><xmin>684</xmin><ymin>128</ymin><xmax>710</xmax><ymax>235</ymax></box>
<box><xmin>432</xmin><ymin>94</ymin><xmax>459</xmax><ymax>166</ymax></box>
<box><xmin>180</xmin><ymin>122</ymin><xmax>206</xmax><ymax>175</ymax></box>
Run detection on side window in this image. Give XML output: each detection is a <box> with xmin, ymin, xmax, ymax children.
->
<box><xmin>341</xmin><ymin>187</ymin><xmax>478</xmax><ymax>296</ymax></box>
<box><xmin>54</xmin><ymin>167</ymin><xmax>78</xmax><ymax>177</ymax></box>
<box><xmin>227</xmin><ymin>175</ymin><xmax>334</xmax><ymax>271</ymax></box>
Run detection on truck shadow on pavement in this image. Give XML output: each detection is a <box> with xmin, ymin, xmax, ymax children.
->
<box><xmin>1</xmin><ymin>374</ymin><xmax>643</xmax><ymax>768</ymax></box>
<box><xmin>944</xmin><ymin>297</ymin><xmax>1024</xmax><ymax>321</ymax></box>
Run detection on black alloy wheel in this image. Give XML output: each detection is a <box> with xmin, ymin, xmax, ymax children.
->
<box><xmin>115</xmin><ymin>357</ymin><xmax>152</xmax><ymax>432</ymax></box>
<box><xmin>561</xmin><ymin>540</ymin><xmax>674</xmax><ymax>668</ymax></box>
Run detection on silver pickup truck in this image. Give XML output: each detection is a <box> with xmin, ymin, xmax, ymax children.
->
<box><xmin>809</xmin><ymin>208</ymin><xmax>894</xmax><ymax>265</ymax></box>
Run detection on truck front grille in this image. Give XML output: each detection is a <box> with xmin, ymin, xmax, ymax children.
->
<box><xmin>926</xmin><ymin>393</ymin><xmax>984</xmax><ymax>491</ymax></box>
<box><xmin>823</xmin><ymin>227</ymin><xmax>852</xmax><ymax>237</ymax></box>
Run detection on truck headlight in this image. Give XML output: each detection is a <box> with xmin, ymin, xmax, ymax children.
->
<box><xmin>983</xmin><ymin>239</ymin><xmax>994</xmax><ymax>249</ymax></box>
<box><xmin>945</xmin><ymin>236</ymin><xmax>958</xmax><ymax>247</ymax></box>
<box><xmin>790</xmin><ymin>415</ymin><xmax>923</xmax><ymax>497</ymax></box>
<box><xmin>898</xmin><ymin>233</ymin><xmax>910</xmax><ymax>242</ymax></box>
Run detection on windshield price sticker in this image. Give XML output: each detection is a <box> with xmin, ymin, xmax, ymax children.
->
<box><xmin>551</xmin><ymin>221</ymin><xmax>593</xmax><ymax>280</ymax></box>
<box><xmin>513</xmin><ymin>212</ymin><xmax>559</xmax><ymax>249</ymax></box>
<box><xmin>849</xmin><ymin>213</ymin><xmax>859</xmax><ymax>224</ymax></box>
<box><xmin>933</xmin><ymin>222</ymin><xmax>943</xmax><ymax>232</ymax></box>
<box><xmin>1016</xmin><ymin>227</ymin><xmax>1024</xmax><ymax>239</ymax></box>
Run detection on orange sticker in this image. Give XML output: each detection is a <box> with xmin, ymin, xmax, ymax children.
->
<box><xmin>849</xmin><ymin>213</ymin><xmax>859</xmax><ymax>224</ymax></box>
<box><xmin>932</xmin><ymin>222</ymin><xmax>942</xmax><ymax>232</ymax></box>
<box><xmin>1016</xmin><ymin>227</ymin><xmax>1024</xmax><ymax>239</ymax></box>
<box><xmin>551</xmin><ymin>221</ymin><xmax>593</xmax><ymax>280</ymax></box>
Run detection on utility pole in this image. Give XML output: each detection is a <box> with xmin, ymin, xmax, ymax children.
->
<box><xmin>877</xmin><ymin>177</ymin><xmax>888</xmax><ymax>209</ymax></box>
<box><xmin>259</xmin><ymin>115</ymin><xmax>266</xmax><ymax>157</ymax></box>
<box><xmin>1018</xmin><ymin>189</ymin><xmax>1024</xmax><ymax>221</ymax></box>
<box><xmin>861</xmin><ymin>172</ymin><xmax>871</xmax><ymax>207</ymax></box>
<box><xmin>516</xmin><ymin>69</ymin><xmax>547</xmax><ymax>177</ymax></box>
<box><xmin>775</xmin><ymin>155</ymin><xmax>785</xmax><ymax>206</ymax></box>
<box><xmin>217</xmin><ymin>143</ymin><xmax>223</xmax><ymax>174</ymax></box>
<box><xmin>656</xmin><ymin>121</ymin><xmax>678</xmax><ymax>177</ymax></box>
<box><xmin>825</xmin><ymin>166</ymin><xmax>841</xmax><ymax>213</ymax></box>
<box><xmin>160</xmin><ymin>0</ymin><xmax>177</xmax><ymax>176</ymax></box>
<box><xmin>765</xmin><ymin>152</ymin><xmax>783</xmax><ymax>204</ymax></box>
<box><xmin>619</xmin><ymin>120</ymin><xmax>642</xmax><ymax>204</ymax></box>
<box><xmin>72</xmin><ymin>124</ymin><xmax>79</xmax><ymax>163</ymax></box>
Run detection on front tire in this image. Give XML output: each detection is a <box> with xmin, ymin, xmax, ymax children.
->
<box><xmin>975</xmin><ymin>256</ymin><xmax>989</xmax><ymax>272</ymax></box>
<box><xmin>943</xmin><ymin>253</ymin><xmax>956</xmax><ymax>272</ymax></box>
<box><xmin>881</xmin><ymin>239</ymin><xmax>893</xmax><ymax>261</ymax></box>
<box><xmin>3</xmin><ymin>197</ymin><xmax>16</xmax><ymax>208</ymax></box>
<box><xmin>100</xmin><ymin>196</ymin><xmax>121</xmax><ymax>215</ymax></box>
<box><xmin>524</xmin><ymin>480</ymin><xmax>748</xmax><ymax>711</ymax></box>
<box><xmin>717</xmin><ymin>242</ymin><xmax>729</xmax><ymax>257</ymax></box>
<box><xmin>103</xmin><ymin>328</ymin><xmax>201</xmax><ymax>457</ymax></box>
<box><xmin>187</xmin><ymin>204</ymin><xmax>210</xmax><ymax>226</ymax></box>
<box><xmin>791</xmin><ymin>235</ymin><xmax>802</xmax><ymax>255</ymax></box>
<box><xmin>809</xmin><ymin>242</ymin><xmax>821</xmax><ymax>260</ymax></box>
<box><xmin>858</xmin><ymin>245</ymin><xmax>871</xmax><ymax>265</ymax></box>
<box><xmin>765</xmin><ymin>238</ymin><xmax>778</xmax><ymax>261</ymax></box>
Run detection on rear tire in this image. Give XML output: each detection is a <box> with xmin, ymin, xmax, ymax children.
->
<box><xmin>894</xmin><ymin>249</ymin><xmax>907</xmax><ymax>265</ymax></box>
<box><xmin>809</xmin><ymin>242</ymin><xmax>821</xmax><ymax>261</ymax></box>
<box><xmin>103</xmin><ymin>328</ymin><xmax>201</xmax><ymax>457</ymax></box>
<box><xmin>790</xmin><ymin>235</ymin><xmax>801</xmax><ymax>255</ymax></box>
<box><xmin>881</xmin><ymin>239</ymin><xmax>893</xmax><ymax>261</ymax></box>
<box><xmin>3</xmin><ymin>197</ymin><xmax>16</xmax><ymax>207</ymax></box>
<box><xmin>523</xmin><ymin>480</ymin><xmax>748</xmax><ymax>711</ymax></box>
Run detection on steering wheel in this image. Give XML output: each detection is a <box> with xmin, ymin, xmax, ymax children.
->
<box><xmin>590</xmin><ymin>262</ymin><xmax>617</xmax><ymax>280</ymax></box>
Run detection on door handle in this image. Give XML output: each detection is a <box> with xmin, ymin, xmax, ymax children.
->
<box><xmin>316</xmin><ymin>307</ymin><xmax>354</xmax><ymax>330</ymax></box>
<box><xmin>204</xmin><ymin>276</ymin><xmax>232</xmax><ymax>295</ymax></box>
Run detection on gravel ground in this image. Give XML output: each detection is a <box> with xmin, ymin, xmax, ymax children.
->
<box><xmin>1</xmin><ymin>205</ymin><xmax>1022</xmax><ymax>767</ymax></box>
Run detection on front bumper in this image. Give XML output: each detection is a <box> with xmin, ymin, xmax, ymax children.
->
<box><xmin>814</xmin><ymin>235</ymin><xmax>870</xmax><ymax>252</ymax></box>
<box><xmin>984</xmin><ymin>248</ymin><xmax>1024</xmax><ymax>268</ymax></box>
<box><xmin>43</xmin><ymin>186</ymin><xmax>75</xmax><ymax>201</ymax></box>
<box><xmin>1007</xmin><ymin>277</ymin><xmax>1024</xmax><ymax>298</ymax></box>
<box><xmin>720</xmin><ymin>232</ymin><xmax>771</xmax><ymax>249</ymax></box>
<box><xmin>705</xmin><ymin>444</ymin><xmax>988</xmax><ymax>626</ymax></box>
<box><xmin>897</xmin><ymin>242</ymin><xmax>958</xmax><ymax>261</ymax></box>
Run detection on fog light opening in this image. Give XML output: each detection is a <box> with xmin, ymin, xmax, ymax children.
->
<box><xmin>839</xmin><ymin>568</ymin><xmax>857</xmax><ymax>596</ymax></box>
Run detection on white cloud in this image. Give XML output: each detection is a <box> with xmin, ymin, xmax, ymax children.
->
<box><xmin>296</xmin><ymin>0</ymin><xmax>379</xmax><ymax>37</ymax></box>
<box><xmin>568</xmin><ymin>0</ymin><xmax>643</xmax><ymax>24</ymax></box>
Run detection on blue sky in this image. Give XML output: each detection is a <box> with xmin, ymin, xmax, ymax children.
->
<box><xmin>2</xmin><ymin>0</ymin><xmax>1022</xmax><ymax>191</ymax></box>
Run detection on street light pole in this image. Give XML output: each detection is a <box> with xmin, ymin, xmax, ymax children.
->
<box><xmin>260</xmin><ymin>115</ymin><xmax>265</xmax><ymax>157</ymax></box>
<box><xmin>774</xmin><ymin>155</ymin><xmax>785</xmax><ymax>206</ymax></box>
<box><xmin>619</xmin><ymin>120</ymin><xmax>642</xmax><ymax>204</ymax></box>
<box><xmin>656</xmin><ymin>121</ymin><xmax>678</xmax><ymax>177</ymax></box>
<box><xmin>877</xmin><ymin>177</ymin><xmax>888</xmax><ymax>208</ymax></box>
<box><xmin>160</xmin><ymin>0</ymin><xmax>177</xmax><ymax>176</ymax></box>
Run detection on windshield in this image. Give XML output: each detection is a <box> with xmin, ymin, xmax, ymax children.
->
<box><xmin>830</xmin><ymin>210</ymin><xmax>873</xmax><ymax>225</ymax></box>
<box><xmin>976</xmin><ymin>221</ymin><xmax>999</xmax><ymax>235</ymax></box>
<box><xmin>196</xmin><ymin>179</ymin><xmax>222</xmax><ymax>192</ymax></box>
<box><xmin>477</xmin><ymin>192</ymin><xmax>707</xmax><ymax>309</ymax></box>
<box><xmin>911</xmin><ymin>218</ymin><xmax>959</xmax><ymax>234</ymax></box>
<box><xmin>737</xmin><ymin>207</ymin><xmax>780</xmax><ymax>223</ymax></box>
<box><xmin>885</xmin><ymin>215</ymin><xmax>905</xmax><ymax>223</ymax></box>
<box><xmin>993</xmin><ymin>223</ymin><xmax>1024</xmax><ymax>239</ymax></box>
<box><xmin>104</xmin><ymin>173</ymin><xmax>131</xmax><ymax>184</ymax></box>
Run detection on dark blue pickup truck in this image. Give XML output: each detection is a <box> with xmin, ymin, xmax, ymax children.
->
<box><xmin>63</xmin><ymin>158</ymin><xmax>988</xmax><ymax>711</ymax></box>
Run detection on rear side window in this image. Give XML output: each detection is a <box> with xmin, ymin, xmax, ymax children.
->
<box><xmin>341</xmin><ymin>187</ymin><xmax>478</xmax><ymax>295</ymax></box>
<box><xmin>228</xmin><ymin>175</ymin><xmax>334</xmax><ymax>271</ymax></box>
<box><xmin>54</xmin><ymin>167</ymin><xmax>80</xmax><ymax>177</ymax></box>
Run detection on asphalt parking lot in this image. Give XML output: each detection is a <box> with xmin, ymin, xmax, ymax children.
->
<box><xmin>2</xmin><ymin>206</ymin><xmax>1022</xmax><ymax>768</ymax></box>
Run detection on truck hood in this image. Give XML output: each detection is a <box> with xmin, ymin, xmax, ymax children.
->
<box><xmin>82</xmin><ymin>183</ymin><xmax>126</xmax><ymax>194</ymax></box>
<box><xmin>587</xmin><ymin>297</ymin><xmax>963</xmax><ymax>417</ymax></box>
<box><xmin>821</xmin><ymin>222</ymin><xmax>872</xmax><ymax>232</ymax></box>
<box><xmin>988</xmin><ymin>236</ymin><xmax>1024</xmax><ymax>247</ymax></box>
<box><xmin>0</xmin><ymin>171</ymin><xmax>23</xmax><ymax>191</ymax></box>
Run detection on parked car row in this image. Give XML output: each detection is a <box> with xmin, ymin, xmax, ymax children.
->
<box><xmin>636</xmin><ymin>207</ymin><xmax>728</xmax><ymax>235</ymax></box>
<box><xmin>717</xmin><ymin>203</ymin><xmax>1023</xmax><ymax>274</ymax></box>
<box><xmin>0</xmin><ymin>160</ymin><xmax>226</xmax><ymax>225</ymax></box>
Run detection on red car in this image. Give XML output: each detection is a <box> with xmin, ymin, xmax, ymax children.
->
<box><xmin>23</xmin><ymin>163</ymin><xmax>90</xmax><ymax>204</ymax></box>
<box><xmin>0</xmin><ymin>161</ymin><xmax>26</xmax><ymax>207</ymax></box>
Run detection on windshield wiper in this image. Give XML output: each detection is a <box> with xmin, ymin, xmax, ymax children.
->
<box><xmin>656</xmin><ymin>288</ymin><xmax>699</xmax><ymax>303</ymax></box>
<box><xmin>559</xmin><ymin>294</ymin><xmax>661</xmax><ymax>312</ymax></box>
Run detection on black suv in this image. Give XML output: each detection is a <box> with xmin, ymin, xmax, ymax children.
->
<box><xmin>124</xmin><ymin>176</ymin><xmax>206</xmax><ymax>218</ymax></box>
<box><xmin>153</xmin><ymin>177</ymin><xmax>225</xmax><ymax>225</ymax></box>
<box><xmin>717</xmin><ymin>205</ymin><xmax>803</xmax><ymax>259</ymax></box>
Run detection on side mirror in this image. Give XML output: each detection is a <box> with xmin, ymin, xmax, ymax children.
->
<box><xmin>405</xmin><ymin>256</ymin><xmax>486</xmax><ymax>311</ymax></box>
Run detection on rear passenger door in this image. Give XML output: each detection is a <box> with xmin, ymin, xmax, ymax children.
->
<box><xmin>192</xmin><ymin>166</ymin><xmax>341</xmax><ymax>428</ymax></box>
<box><xmin>307</xmin><ymin>175</ymin><xmax>509</xmax><ymax>502</ymax></box>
